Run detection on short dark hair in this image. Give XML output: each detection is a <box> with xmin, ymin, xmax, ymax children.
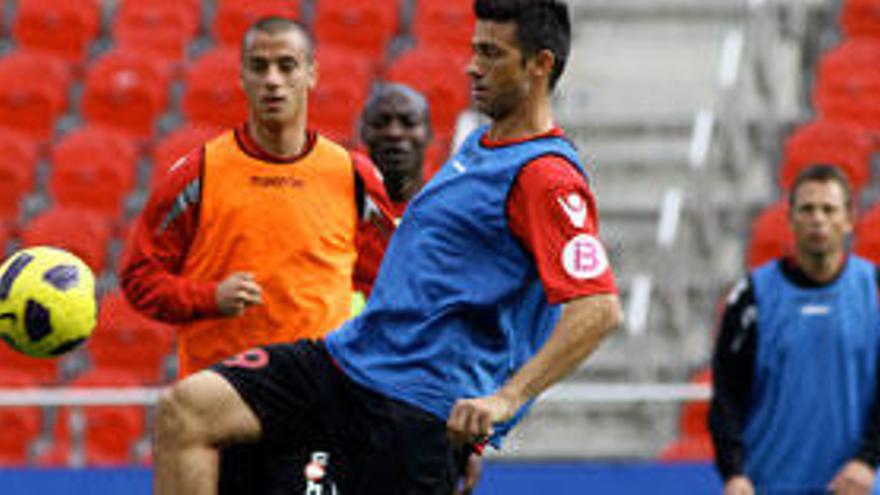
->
<box><xmin>474</xmin><ymin>0</ymin><xmax>571</xmax><ymax>91</ymax></box>
<box><xmin>789</xmin><ymin>164</ymin><xmax>853</xmax><ymax>211</ymax></box>
<box><xmin>241</xmin><ymin>17</ymin><xmax>314</xmax><ymax>61</ymax></box>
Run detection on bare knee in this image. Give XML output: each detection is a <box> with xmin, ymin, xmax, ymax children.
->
<box><xmin>156</xmin><ymin>371</ymin><xmax>262</xmax><ymax>449</ymax></box>
<box><xmin>156</xmin><ymin>379</ymin><xmax>209</xmax><ymax>449</ymax></box>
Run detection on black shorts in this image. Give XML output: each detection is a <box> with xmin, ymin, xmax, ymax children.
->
<box><xmin>211</xmin><ymin>340</ymin><xmax>468</xmax><ymax>494</ymax></box>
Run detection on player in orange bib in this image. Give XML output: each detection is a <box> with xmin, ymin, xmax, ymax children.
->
<box><xmin>119</xmin><ymin>17</ymin><xmax>393</xmax><ymax>494</ymax></box>
<box><xmin>120</xmin><ymin>18</ymin><xmax>391</xmax><ymax>378</ymax></box>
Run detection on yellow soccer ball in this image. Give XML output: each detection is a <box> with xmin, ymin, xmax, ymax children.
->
<box><xmin>0</xmin><ymin>246</ymin><xmax>97</xmax><ymax>358</ymax></box>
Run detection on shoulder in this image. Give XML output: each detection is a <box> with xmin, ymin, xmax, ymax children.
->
<box><xmin>516</xmin><ymin>155</ymin><xmax>588</xmax><ymax>189</ymax></box>
<box><xmin>154</xmin><ymin>145</ymin><xmax>204</xmax><ymax>194</ymax></box>
<box><xmin>725</xmin><ymin>276</ymin><xmax>755</xmax><ymax>309</ymax></box>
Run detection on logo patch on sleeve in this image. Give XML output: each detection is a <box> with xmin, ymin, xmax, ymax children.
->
<box><xmin>562</xmin><ymin>234</ymin><xmax>609</xmax><ymax>279</ymax></box>
<box><xmin>557</xmin><ymin>193</ymin><xmax>587</xmax><ymax>228</ymax></box>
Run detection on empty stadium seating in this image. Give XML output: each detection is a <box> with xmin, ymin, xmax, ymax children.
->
<box><xmin>657</xmin><ymin>368</ymin><xmax>713</xmax><ymax>462</ymax></box>
<box><xmin>20</xmin><ymin>208</ymin><xmax>112</xmax><ymax>274</ymax></box>
<box><xmin>0</xmin><ymin>50</ymin><xmax>71</xmax><ymax>140</ymax></box>
<box><xmin>88</xmin><ymin>290</ymin><xmax>174</xmax><ymax>383</ymax></box>
<box><xmin>12</xmin><ymin>0</ymin><xmax>101</xmax><ymax>64</ymax></box>
<box><xmin>113</xmin><ymin>0</ymin><xmax>200</xmax><ymax>66</ymax></box>
<box><xmin>385</xmin><ymin>47</ymin><xmax>470</xmax><ymax>138</ymax></box>
<box><xmin>0</xmin><ymin>128</ymin><xmax>39</xmax><ymax>222</ymax></box>
<box><xmin>854</xmin><ymin>202</ymin><xmax>880</xmax><ymax>264</ymax></box>
<box><xmin>0</xmin><ymin>343</ymin><xmax>60</xmax><ymax>385</ymax></box>
<box><xmin>747</xmin><ymin>201</ymin><xmax>794</xmax><ymax>269</ymax></box>
<box><xmin>779</xmin><ymin>119</ymin><xmax>873</xmax><ymax>194</ymax></box>
<box><xmin>212</xmin><ymin>0</ymin><xmax>302</xmax><ymax>47</ymax></box>
<box><xmin>310</xmin><ymin>75</ymin><xmax>371</xmax><ymax>144</ymax></box>
<box><xmin>38</xmin><ymin>369</ymin><xmax>147</xmax><ymax>467</ymax></box>
<box><xmin>49</xmin><ymin>126</ymin><xmax>139</xmax><ymax>219</ymax></box>
<box><xmin>0</xmin><ymin>373</ymin><xmax>43</xmax><ymax>466</ymax></box>
<box><xmin>314</xmin><ymin>0</ymin><xmax>398</xmax><ymax>60</ymax></box>
<box><xmin>842</xmin><ymin>0</ymin><xmax>880</xmax><ymax>39</ymax></box>
<box><xmin>413</xmin><ymin>0</ymin><xmax>475</xmax><ymax>59</ymax></box>
<box><xmin>182</xmin><ymin>48</ymin><xmax>247</xmax><ymax>129</ymax></box>
<box><xmin>82</xmin><ymin>49</ymin><xmax>171</xmax><ymax>138</ymax></box>
<box><xmin>814</xmin><ymin>40</ymin><xmax>880</xmax><ymax>129</ymax></box>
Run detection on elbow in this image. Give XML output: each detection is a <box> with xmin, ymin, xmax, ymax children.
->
<box><xmin>600</xmin><ymin>295</ymin><xmax>625</xmax><ymax>337</ymax></box>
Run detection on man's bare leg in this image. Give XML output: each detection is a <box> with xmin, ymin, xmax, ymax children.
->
<box><xmin>154</xmin><ymin>371</ymin><xmax>262</xmax><ymax>495</ymax></box>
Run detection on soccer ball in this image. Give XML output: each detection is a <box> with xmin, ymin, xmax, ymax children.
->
<box><xmin>0</xmin><ymin>246</ymin><xmax>97</xmax><ymax>358</ymax></box>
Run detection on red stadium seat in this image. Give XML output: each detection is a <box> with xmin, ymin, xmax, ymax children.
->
<box><xmin>779</xmin><ymin>119</ymin><xmax>873</xmax><ymax>194</ymax></box>
<box><xmin>658</xmin><ymin>368</ymin><xmax>713</xmax><ymax>462</ymax></box>
<box><xmin>413</xmin><ymin>0</ymin><xmax>475</xmax><ymax>58</ymax></box>
<box><xmin>49</xmin><ymin>126</ymin><xmax>139</xmax><ymax>219</ymax></box>
<box><xmin>20</xmin><ymin>208</ymin><xmax>112</xmax><ymax>274</ymax></box>
<box><xmin>747</xmin><ymin>201</ymin><xmax>794</xmax><ymax>270</ymax></box>
<box><xmin>657</xmin><ymin>436</ymin><xmax>714</xmax><ymax>462</ymax></box>
<box><xmin>842</xmin><ymin>0</ymin><xmax>880</xmax><ymax>39</ymax></box>
<box><xmin>310</xmin><ymin>76</ymin><xmax>371</xmax><ymax>144</ymax></box>
<box><xmin>151</xmin><ymin>124</ymin><xmax>221</xmax><ymax>187</ymax></box>
<box><xmin>0</xmin><ymin>343</ymin><xmax>61</xmax><ymax>385</ymax></box>
<box><xmin>0</xmin><ymin>128</ymin><xmax>39</xmax><ymax>222</ymax></box>
<box><xmin>386</xmin><ymin>47</ymin><xmax>470</xmax><ymax>138</ymax></box>
<box><xmin>814</xmin><ymin>40</ymin><xmax>880</xmax><ymax>129</ymax></box>
<box><xmin>855</xmin><ymin>202</ymin><xmax>880</xmax><ymax>264</ymax></box>
<box><xmin>316</xmin><ymin>44</ymin><xmax>375</xmax><ymax>86</ymax></box>
<box><xmin>12</xmin><ymin>0</ymin><xmax>101</xmax><ymax>64</ymax></box>
<box><xmin>113</xmin><ymin>0</ymin><xmax>200</xmax><ymax>66</ymax></box>
<box><xmin>89</xmin><ymin>290</ymin><xmax>174</xmax><ymax>383</ymax></box>
<box><xmin>212</xmin><ymin>0</ymin><xmax>302</xmax><ymax>47</ymax></box>
<box><xmin>0</xmin><ymin>50</ymin><xmax>71</xmax><ymax>140</ymax></box>
<box><xmin>0</xmin><ymin>373</ymin><xmax>43</xmax><ymax>465</ymax></box>
<box><xmin>182</xmin><ymin>49</ymin><xmax>247</xmax><ymax>128</ymax></box>
<box><xmin>82</xmin><ymin>49</ymin><xmax>171</xmax><ymax>138</ymax></box>
<box><xmin>314</xmin><ymin>0</ymin><xmax>398</xmax><ymax>60</ymax></box>
<box><xmin>46</xmin><ymin>369</ymin><xmax>147</xmax><ymax>466</ymax></box>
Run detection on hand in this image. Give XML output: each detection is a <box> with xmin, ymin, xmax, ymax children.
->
<box><xmin>454</xmin><ymin>453</ymin><xmax>483</xmax><ymax>495</ymax></box>
<box><xmin>723</xmin><ymin>475</ymin><xmax>755</xmax><ymax>495</ymax></box>
<box><xmin>829</xmin><ymin>460</ymin><xmax>875</xmax><ymax>495</ymax></box>
<box><xmin>215</xmin><ymin>272</ymin><xmax>262</xmax><ymax>317</ymax></box>
<box><xmin>447</xmin><ymin>392</ymin><xmax>517</xmax><ymax>446</ymax></box>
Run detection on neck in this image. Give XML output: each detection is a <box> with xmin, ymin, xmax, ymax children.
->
<box><xmin>247</xmin><ymin>118</ymin><xmax>307</xmax><ymax>159</ymax></box>
<box><xmin>486</xmin><ymin>91</ymin><xmax>554</xmax><ymax>142</ymax></box>
<box><xmin>795</xmin><ymin>249</ymin><xmax>845</xmax><ymax>283</ymax></box>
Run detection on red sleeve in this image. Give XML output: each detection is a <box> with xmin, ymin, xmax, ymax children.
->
<box><xmin>119</xmin><ymin>147</ymin><xmax>222</xmax><ymax>323</ymax></box>
<box><xmin>507</xmin><ymin>156</ymin><xmax>618</xmax><ymax>304</ymax></box>
<box><xmin>350</xmin><ymin>151</ymin><xmax>399</xmax><ymax>295</ymax></box>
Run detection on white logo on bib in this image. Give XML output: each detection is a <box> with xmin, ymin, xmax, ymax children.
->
<box><xmin>558</xmin><ymin>193</ymin><xmax>587</xmax><ymax>228</ymax></box>
<box><xmin>562</xmin><ymin>234</ymin><xmax>608</xmax><ymax>279</ymax></box>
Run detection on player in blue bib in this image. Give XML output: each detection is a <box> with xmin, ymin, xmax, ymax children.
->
<box><xmin>153</xmin><ymin>1</ymin><xmax>623</xmax><ymax>493</ymax></box>
<box><xmin>710</xmin><ymin>165</ymin><xmax>880</xmax><ymax>494</ymax></box>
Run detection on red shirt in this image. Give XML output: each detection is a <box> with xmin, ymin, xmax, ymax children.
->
<box><xmin>495</xmin><ymin>128</ymin><xmax>618</xmax><ymax>304</ymax></box>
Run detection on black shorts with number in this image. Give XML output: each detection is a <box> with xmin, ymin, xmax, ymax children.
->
<box><xmin>211</xmin><ymin>339</ymin><xmax>468</xmax><ymax>494</ymax></box>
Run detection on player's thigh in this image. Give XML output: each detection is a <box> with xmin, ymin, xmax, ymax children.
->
<box><xmin>160</xmin><ymin>369</ymin><xmax>262</xmax><ymax>445</ymax></box>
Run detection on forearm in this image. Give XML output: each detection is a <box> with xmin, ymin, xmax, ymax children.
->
<box><xmin>497</xmin><ymin>293</ymin><xmax>622</xmax><ymax>410</ymax></box>
<box><xmin>120</xmin><ymin>256</ymin><xmax>220</xmax><ymax>323</ymax></box>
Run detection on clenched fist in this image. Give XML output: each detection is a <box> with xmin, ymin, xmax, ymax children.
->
<box><xmin>216</xmin><ymin>272</ymin><xmax>263</xmax><ymax>316</ymax></box>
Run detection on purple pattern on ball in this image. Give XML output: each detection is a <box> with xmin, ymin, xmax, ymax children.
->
<box><xmin>43</xmin><ymin>265</ymin><xmax>79</xmax><ymax>291</ymax></box>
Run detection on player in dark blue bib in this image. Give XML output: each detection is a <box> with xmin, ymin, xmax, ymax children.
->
<box><xmin>153</xmin><ymin>2</ymin><xmax>623</xmax><ymax>493</ymax></box>
<box><xmin>710</xmin><ymin>165</ymin><xmax>880</xmax><ymax>494</ymax></box>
